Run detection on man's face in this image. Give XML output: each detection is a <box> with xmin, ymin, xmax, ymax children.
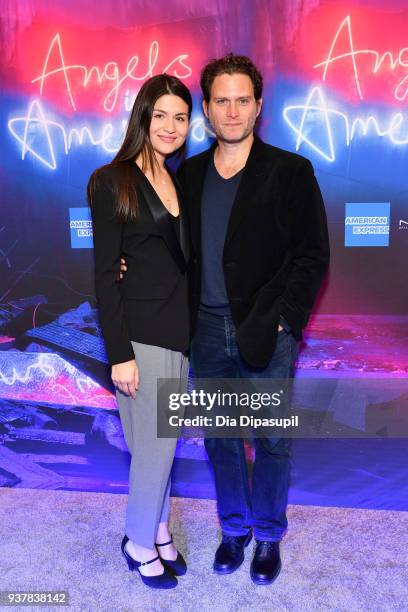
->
<box><xmin>203</xmin><ymin>73</ymin><xmax>262</xmax><ymax>144</ymax></box>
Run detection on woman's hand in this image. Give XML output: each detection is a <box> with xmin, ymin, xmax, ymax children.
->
<box><xmin>117</xmin><ymin>257</ymin><xmax>127</xmax><ymax>281</ymax></box>
<box><xmin>112</xmin><ymin>359</ymin><xmax>139</xmax><ymax>398</ymax></box>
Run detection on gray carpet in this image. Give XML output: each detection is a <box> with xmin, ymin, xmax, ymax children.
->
<box><xmin>0</xmin><ymin>488</ymin><xmax>407</xmax><ymax>612</ymax></box>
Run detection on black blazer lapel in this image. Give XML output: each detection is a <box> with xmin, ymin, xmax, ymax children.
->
<box><xmin>187</xmin><ymin>142</ymin><xmax>217</xmax><ymax>259</ymax></box>
<box><xmin>134</xmin><ymin>165</ymin><xmax>187</xmax><ymax>274</ymax></box>
<box><xmin>224</xmin><ymin>136</ymin><xmax>270</xmax><ymax>249</ymax></box>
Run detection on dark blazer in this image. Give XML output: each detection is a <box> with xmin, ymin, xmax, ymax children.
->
<box><xmin>90</xmin><ymin>161</ymin><xmax>190</xmax><ymax>366</ymax></box>
<box><xmin>177</xmin><ymin>135</ymin><xmax>330</xmax><ymax>369</ymax></box>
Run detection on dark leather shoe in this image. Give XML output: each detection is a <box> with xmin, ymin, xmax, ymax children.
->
<box><xmin>213</xmin><ymin>532</ymin><xmax>252</xmax><ymax>574</ymax></box>
<box><xmin>250</xmin><ymin>540</ymin><xmax>281</xmax><ymax>585</ymax></box>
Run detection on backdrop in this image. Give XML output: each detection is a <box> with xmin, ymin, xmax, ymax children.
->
<box><xmin>1</xmin><ymin>0</ymin><xmax>407</xmax><ymax>508</ymax></box>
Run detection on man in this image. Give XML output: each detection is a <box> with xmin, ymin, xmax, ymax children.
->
<box><xmin>122</xmin><ymin>54</ymin><xmax>329</xmax><ymax>585</ymax></box>
<box><xmin>178</xmin><ymin>54</ymin><xmax>329</xmax><ymax>585</ymax></box>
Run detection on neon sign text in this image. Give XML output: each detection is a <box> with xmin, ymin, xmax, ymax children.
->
<box><xmin>314</xmin><ymin>15</ymin><xmax>408</xmax><ymax>101</ymax></box>
<box><xmin>8</xmin><ymin>100</ymin><xmax>127</xmax><ymax>169</ymax></box>
<box><xmin>283</xmin><ymin>86</ymin><xmax>408</xmax><ymax>162</ymax></box>
<box><xmin>31</xmin><ymin>33</ymin><xmax>192</xmax><ymax>112</ymax></box>
<box><xmin>7</xmin><ymin>100</ymin><xmax>211</xmax><ymax>170</ymax></box>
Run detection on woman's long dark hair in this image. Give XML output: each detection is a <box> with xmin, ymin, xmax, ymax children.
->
<box><xmin>87</xmin><ymin>74</ymin><xmax>192</xmax><ymax>221</ymax></box>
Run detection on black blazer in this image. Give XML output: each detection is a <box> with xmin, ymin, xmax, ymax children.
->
<box><xmin>90</xmin><ymin>161</ymin><xmax>190</xmax><ymax>365</ymax></box>
<box><xmin>177</xmin><ymin>135</ymin><xmax>330</xmax><ymax>369</ymax></box>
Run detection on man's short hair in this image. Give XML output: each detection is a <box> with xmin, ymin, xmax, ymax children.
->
<box><xmin>200</xmin><ymin>53</ymin><xmax>263</xmax><ymax>103</ymax></box>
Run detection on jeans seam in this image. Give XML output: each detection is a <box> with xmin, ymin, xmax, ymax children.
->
<box><xmin>238</xmin><ymin>444</ymin><xmax>253</xmax><ymax>526</ymax></box>
<box><xmin>225</xmin><ymin>316</ymin><xmax>231</xmax><ymax>358</ymax></box>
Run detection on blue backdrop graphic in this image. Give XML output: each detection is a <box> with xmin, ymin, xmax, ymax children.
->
<box><xmin>0</xmin><ymin>0</ymin><xmax>407</xmax><ymax>508</ymax></box>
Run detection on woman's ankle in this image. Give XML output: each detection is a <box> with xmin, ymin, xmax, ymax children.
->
<box><xmin>156</xmin><ymin>522</ymin><xmax>171</xmax><ymax>544</ymax></box>
<box><xmin>127</xmin><ymin>539</ymin><xmax>157</xmax><ymax>560</ymax></box>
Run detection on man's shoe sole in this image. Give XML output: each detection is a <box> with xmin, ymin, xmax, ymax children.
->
<box><xmin>250</xmin><ymin>560</ymin><xmax>282</xmax><ymax>585</ymax></box>
<box><xmin>213</xmin><ymin>554</ymin><xmax>245</xmax><ymax>575</ymax></box>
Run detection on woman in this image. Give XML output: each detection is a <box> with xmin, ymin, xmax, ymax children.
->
<box><xmin>87</xmin><ymin>75</ymin><xmax>192</xmax><ymax>590</ymax></box>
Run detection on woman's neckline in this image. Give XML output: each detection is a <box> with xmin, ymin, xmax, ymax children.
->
<box><xmin>131</xmin><ymin>161</ymin><xmax>180</xmax><ymax>218</ymax></box>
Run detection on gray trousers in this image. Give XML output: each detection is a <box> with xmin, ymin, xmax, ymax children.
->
<box><xmin>116</xmin><ymin>341</ymin><xmax>188</xmax><ymax>548</ymax></box>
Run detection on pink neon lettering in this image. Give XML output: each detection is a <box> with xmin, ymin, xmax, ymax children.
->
<box><xmin>31</xmin><ymin>33</ymin><xmax>192</xmax><ymax>112</ymax></box>
<box><xmin>314</xmin><ymin>15</ymin><xmax>408</xmax><ymax>101</ymax></box>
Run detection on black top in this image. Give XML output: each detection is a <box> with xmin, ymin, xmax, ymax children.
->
<box><xmin>200</xmin><ymin>155</ymin><xmax>243</xmax><ymax>315</ymax></box>
<box><xmin>90</xmin><ymin>162</ymin><xmax>190</xmax><ymax>365</ymax></box>
<box><xmin>171</xmin><ymin>213</ymin><xmax>181</xmax><ymax>239</ymax></box>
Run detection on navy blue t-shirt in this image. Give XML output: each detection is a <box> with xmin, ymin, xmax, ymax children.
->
<box><xmin>200</xmin><ymin>155</ymin><xmax>243</xmax><ymax>315</ymax></box>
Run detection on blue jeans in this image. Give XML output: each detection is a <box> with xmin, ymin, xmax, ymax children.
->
<box><xmin>190</xmin><ymin>309</ymin><xmax>299</xmax><ymax>542</ymax></box>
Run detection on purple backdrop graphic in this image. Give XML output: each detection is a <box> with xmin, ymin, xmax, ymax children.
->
<box><xmin>0</xmin><ymin>0</ymin><xmax>407</xmax><ymax>508</ymax></box>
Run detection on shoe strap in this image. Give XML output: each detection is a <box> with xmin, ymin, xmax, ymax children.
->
<box><xmin>156</xmin><ymin>538</ymin><xmax>173</xmax><ymax>547</ymax></box>
<box><xmin>138</xmin><ymin>554</ymin><xmax>160</xmax><ymax>567</ymax></box>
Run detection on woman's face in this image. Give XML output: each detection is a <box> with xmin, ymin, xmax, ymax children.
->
<box><xmin>149</xmin><ymin>94</ymin><xmax>190</xmax><ymax>159</ymax></box>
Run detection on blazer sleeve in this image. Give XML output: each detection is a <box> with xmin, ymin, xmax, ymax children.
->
<box><xmin>279</xmin><ymin>158</ymin><xmax>330</xmax><ymax>332</ymax></box>
<box><xmin>90</xmin><ymin>174</ymin><xmax>135</xmax><ymax>366</ymax></box>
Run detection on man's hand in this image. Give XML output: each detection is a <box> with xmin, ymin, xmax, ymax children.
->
<box><xmin>117</xmin><ymin>257</ymin><xmax>127</xmax><ymax>281</ymax></box>
<box><xmin>278</xmin><ymin>324</ymin><xmax>284</xmax><ymax>332</ymax></box>
<box><xmin>112</xmin><ymin>359</ymin><xmax>139</xmax><ymax>398</ymax></box>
